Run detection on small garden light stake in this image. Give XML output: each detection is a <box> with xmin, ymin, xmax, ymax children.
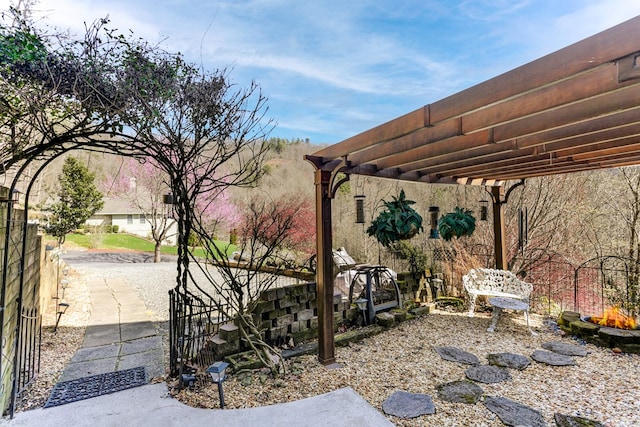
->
<box><xmin>54</xmin><ymin>303</ymin><xmax>69</xmax><ymax>332</ymax></box>
<box><xmin>60</xmin><ymin>279</ymin><xmax>69</xmax><ymax>299</ymax></box>
<box><xmin>207</xmin><ymin>361</ymin><xmax>229</xmax><ymax>408</ymax></box>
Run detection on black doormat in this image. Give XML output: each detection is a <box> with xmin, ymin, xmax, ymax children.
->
<box><xmin>44</xmin><ymin>366</ymin><xmax>147</xmax><ymax>408</ymax></box>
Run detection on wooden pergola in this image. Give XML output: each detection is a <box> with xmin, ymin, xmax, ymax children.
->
<box><xmin>305</xmin><ymin>16</ymin><xmax>640</xmax><ymax>364</ymax></box>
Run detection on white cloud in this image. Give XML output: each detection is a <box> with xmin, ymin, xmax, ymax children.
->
<box><xmin>33</xmin><ymin>0</ymin><xmax>160</xmax><ymax>40</ymax></box>
<box><xmin>5</xmin><ymin>0</ymin><xmax>640</xmax><ymax>142</ymax></box>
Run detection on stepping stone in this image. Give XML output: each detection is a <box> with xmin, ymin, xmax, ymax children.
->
<box><xmin>484</xmin><ymin>396</ymin><xmax>546</xmax><ymax>427</ymax></box>
<box><xmin>487</xmin><ymin>352</ymin><xmax>530</xmax><ymax>370</ymax></box>
<box><xmin>436</xmin><ymin>380</ymin><xmax>483</xmax><ymax>404</ymax></box>
<box><xmin>531</xmin><ymin>349</ymin><xmax>576</xmax><ymax>366</ymax></box>
<box><xmin>465</xmin><ymin>365</ymin><xmax>511</xmax><ymax>383</ymax></box>
<box><xmin>554</xmin><ymin>413</ymin><xmax>604</xmax><ymax>427</ymax></box>
<box><xmin>382</xmin><ymin>390</ymin><xmax>435</xmax><ymax>418</ymax></box>
<box><xmin>434</xmin><ymin>346</ymin><xmax>480</xmax><ymax>365</ymax></box>
<box><xmin>542</xmin><ymin>341</ymin><xmax>588</xmax><ymax>357</ymax></box>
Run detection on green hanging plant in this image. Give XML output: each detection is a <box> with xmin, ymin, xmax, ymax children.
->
<box><xmin>438</xmin><ymin>207</ymin><xmax>476</xmax><ymax>241</ymax></box>
<box><xmin>366</xmin><ymin>190</ymin><xmax>423</xmax><ymax>247</ymax></box>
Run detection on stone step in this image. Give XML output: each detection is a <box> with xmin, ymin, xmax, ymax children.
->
<box><xmin>218</xmin><ymin>323</ymin><xmax>239</xmax><ymax>341</ymax></box>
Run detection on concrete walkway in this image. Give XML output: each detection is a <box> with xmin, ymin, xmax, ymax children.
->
<box><xmin>3</xmin><ymin>383</ymin><xmax>392</xmax><ymax>427</ymax></box>
<box><xmin>2</xmin><ymin>267</ymin><xmax>393</xmax><ymax>427</ymax></box>
<box><xmin>60</xmin><ymin>277</ymin><xmax>164</xmax><ymax>382</ymax></box>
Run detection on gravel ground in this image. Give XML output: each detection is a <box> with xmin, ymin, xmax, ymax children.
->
<box><xmin>23</xmin><ymin>253</ymin><xmax>640</xmax><ymax>426</ymax></box>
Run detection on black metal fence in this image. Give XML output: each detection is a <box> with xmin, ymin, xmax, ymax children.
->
<box><xmin>168</xmin><ymin>246</ymin><xmax>639</xmax><ymax>377</ymax></box>
<box><xmin>168</xmin><ymin>288</ymin><xmax>228</xmax><ymax>377</ymax></box>
<box><xmin>14</xmin><ymin>307</ymin><xmax>41</xmax><ymax>402</ymax></box>
<box><xmin>433</xmin><ymin>244</ymin><xmax>640</xmax><ymax>317</ymax></box>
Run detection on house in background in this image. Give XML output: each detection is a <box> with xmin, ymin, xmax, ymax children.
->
<box><xmin>86</xmin><ymin>197</ymin><xmax>178</xmax><ymax>245</ymax></box>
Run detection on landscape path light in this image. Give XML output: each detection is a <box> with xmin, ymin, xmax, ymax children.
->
<box><xmin>60</xmin><ymin>279</ymin><xmax>69</xmax><ymax>299</ymax></box>
<box><xmin>355</xmin><ymin>297</ymin><xmax>368</xmax><ymax>325</ymax></box>
<box><xmin>207</xmin><ymin>361</ymin><xmax>229</xmax><ymax>408</ymax></box>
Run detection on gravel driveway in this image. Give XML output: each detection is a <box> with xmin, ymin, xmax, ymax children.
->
<box><xmin>61</xmin><ymin>250</ymin><xmax>302</xmax><ymax>322</ymax></box>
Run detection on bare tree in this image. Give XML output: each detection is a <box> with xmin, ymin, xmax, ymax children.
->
<box><xmin>188</xmin><ymin>196</ymin><xmax>306</xmax><ymax>376</ymax></box>
<box><xmin>502</xmin><ymin>175</ymin><xmax>590</xmax><ymax>273</ymax></box>
<box><xmin>593</xmin><ymin>167</ymin><xmax>640</xmax><ymax>314</ymax></box>
<box><xmin>1</xmin><ymin>7</ymin><xmax>274</xmax><ymax>290</ymax></box>
<box><xmin>103</xmin><ymin>156</ymin><xmax>176</xmax><ymax>262</ymax></box>
<box><xmin>114</xmin><ymin>48</ymin><xmax>274</xmax><ymax>292</ymax></box>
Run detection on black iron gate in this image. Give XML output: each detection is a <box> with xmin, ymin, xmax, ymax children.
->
<box><xmin>168</xmin><ymin>288</ymin><xmax>228</xmax><ymax>378</ymax></box>
<box><xmin>14</xmin><ymin>307</ymin><xmax>41</xmax><ymax>401</ymax></box>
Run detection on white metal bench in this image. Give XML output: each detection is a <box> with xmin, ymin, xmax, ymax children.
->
<box><xmin>462</xmin><ymin>268</ymin><xmax>532</xmax><ymax>317</ymax></box>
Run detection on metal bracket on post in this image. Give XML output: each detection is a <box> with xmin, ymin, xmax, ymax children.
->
<box><xmin>486</xmin><ymin>179</ymin><xmax>525</xmax><ymax>271</ymax></box>
<box><xmin>487</xmin><ymin>178</ymin><xmax>525</xmax><ymax>205</ymax></box>
<box><xmin>328</xmin><ymin>157</ymin><xmax>350</xmax><ymax>199</ymax></box>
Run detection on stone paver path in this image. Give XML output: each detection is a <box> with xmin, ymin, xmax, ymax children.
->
<box><xmin>60</xmin><ymin>277</ymin><xmax>164</xmax><ymax>382</ymax></box>
<box><xmin>381</xmin><ymin>391</ymin><xmax>435</xmax><ymax>418</ymax></box>
<box><xmin>531</xmin><ymin>349</ymin><xmax>576</xmax><ymax>367</ymax></box>
<box><xmin>388</xmin><ymin>343</ymin><xmax>606</xmax><ymax>426</ymax></box>
<box><xmin>436</xmin><ymin>380</ymin><xmax>483</xmax><ymax>404</ymax></box>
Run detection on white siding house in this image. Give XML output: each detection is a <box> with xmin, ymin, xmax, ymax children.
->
<box><xmin>87</xmin><ymin>197</ymin><xmax>178</xmax><ymax>245</ymax></box>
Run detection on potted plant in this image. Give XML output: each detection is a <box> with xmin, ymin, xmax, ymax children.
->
<box><xmin>366</xmin><ymin>190</ymin><xmax>423</xmax><ymax>247</ymax></box>
<box><xmin>438</xmin><ymin>207</ymin><xmax>476</xmax><ymax>241</ymax></box>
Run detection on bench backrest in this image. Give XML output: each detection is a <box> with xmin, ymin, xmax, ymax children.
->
<box><xmin>463</xmin><ymin>268</ymin><xmax>532</xmax><ymax>299</ymax></box>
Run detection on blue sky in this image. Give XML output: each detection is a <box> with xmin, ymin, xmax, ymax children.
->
<box><xmin>8</xmin><ymin>0</ymin><xmax>640</xmax><ymax>144</ymax></box>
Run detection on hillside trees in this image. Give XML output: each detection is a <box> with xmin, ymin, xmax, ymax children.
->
<box><xmin>590</xmin><ymin>167</ymin><xmax>640</xmax><ymax>314</ymax></box>
<box><xmin>48</xmin><ymin>156</ymin><xmax>103</xmax><ymax>245</ymax></box>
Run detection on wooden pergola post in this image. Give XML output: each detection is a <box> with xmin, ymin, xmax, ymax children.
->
<box><xmin>490</xmin><ymin>180</ymin><xmax>525</xmax><ymax>270</ymax></box>
<box><xmin>491</xmin><ymin>185</ymin><xmax>508</xmax><ymax>270</ymax></box>
<box><xmin>314</xmin><ymin>169</ymin><xmax>336</xmax><ymax>365</ymax></box>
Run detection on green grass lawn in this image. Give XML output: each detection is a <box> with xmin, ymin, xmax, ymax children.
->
<box><xmin>63</xmin><ymin>233</ymin><xmax>236</xmax><ymax>259</ymax></box>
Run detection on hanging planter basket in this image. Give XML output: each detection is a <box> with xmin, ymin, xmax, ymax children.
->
<box><xmin>366</xmin><ymin>190</ymin><xmax>424</xmax><ymax>247</ymax></box>
<box><xmin>438</xmin><ymin>207</ymin><xmax>476</xmax><ymax>241</ymax></box>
